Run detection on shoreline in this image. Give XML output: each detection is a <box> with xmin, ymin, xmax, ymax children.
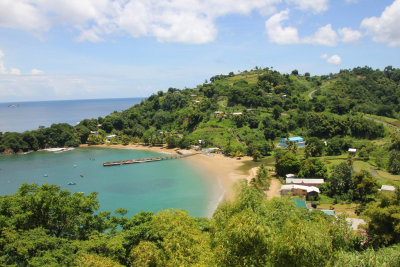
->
<box><xmin>81</xmin><ymin>144</ymin><xmax>257</xmax><ymax>207</ymax></box>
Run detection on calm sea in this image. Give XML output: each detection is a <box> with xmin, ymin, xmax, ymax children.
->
<box><xmin>0</xmin><ymin>98</ymin><xmax>143</xmax><ymax>133</ymax></box>
<box><xmin>0</xmin><ymin>98</ymin><xmax>221</xmax><ymax>217</ymax></box>
<box><xmin>0</xmin><ymin>147</ymin><xmax>220</xmax><ymax>217</ymax></box>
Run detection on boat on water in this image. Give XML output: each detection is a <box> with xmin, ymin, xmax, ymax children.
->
<box><xmin>43</xmin><ymin>174</ymin><xmax>48</xmax><ymax>177</ymax></box>
<box><xmin>80</xmin><ymin>174</ymin><xmax>84</xmax><ymax>177</ymax></box>
<box><xmin>67</xmin><ymin>182</ymin><xmax>76</xmax><ymax>185</ymax></box>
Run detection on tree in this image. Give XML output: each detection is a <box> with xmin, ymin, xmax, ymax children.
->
<box><xmin>327</xmin><ymin>162</ymin><xmax>353</xmax><ymax>198</ymax></box>
<box><xmin>250</xmin><ymin>164</ymin><xmax>270</xmax><ymax>190</ymax></box>
<box><xmin>352</xmin><ymin>170</ymin><xmax>378</xmax><ymax>202</ymax></box>
<box><xmin>273</xmin><ymin>105</ymin><xmax>283</xmax><ymax>120</ymax></box>
<box><xmin>305</xmin><ymin>137</ymin><xmax>325</xmax><ymax>157</ymax></box>
<box><xmin>362</xmin><ymin>187</ymin><xmax>400</xmax><ymax>246</ymax></box>
<box><xmin>388</xmin><ymin>150</ymin><xmax>400</xmax><ymax>175</ymax></box>
<box><xmin>298</xmin><ymin>158</ymin><xmax>327</xmax><ymax>178</ymax></box>
<box><xmin>275</xmin><ymin>152</ymin><xmax>301</xmax><ymax>177</ymax></box>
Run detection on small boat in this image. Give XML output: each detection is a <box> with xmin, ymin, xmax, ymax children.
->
<box><xmin>73</xmin><ymin>164</ymin><xmax>77</xmax><ymax>168</ymax></box>
<box><xmin>43</xmin><ymin>174</ymin><xmax>48</xmax><ymax>177</ymax></box>
<box><xmin>80</xmin><ymin>174</ymin><xmax>84</xmax><ymax>177</ymax></box>
<box><xmin>67</xmin><ymin>182</ymin><xmax>76</xmax><ymax>185</ymax></box>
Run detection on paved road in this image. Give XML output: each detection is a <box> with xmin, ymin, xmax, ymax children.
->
<box><xmin>308</xmin><ymin>89</ymin><xmax>319</xmax><ymax>99</ymax></box>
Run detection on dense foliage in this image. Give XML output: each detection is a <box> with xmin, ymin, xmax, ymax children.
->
<box><xmin>3</xmin><ymin>182</ymin><xmax>398</xmax><ymax>266</ymax></box>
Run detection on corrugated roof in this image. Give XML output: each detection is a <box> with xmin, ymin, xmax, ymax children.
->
<box><xmin>280</xmin><ymin>184</ymin><xmax>320</xmax><ymax>193</ymax></box>
<box><xmin>286</xmin><ymin>178</ymin><xmax>325</xmax><ymax>184</ymax></box>
<box><xmin>280</xmin><ymin>136</ymin><xmax>304</xmax><ymax>142</ymax></box>
<box><xmin>381</xmin><ymin>185</ymin><xmax>396</xmax><ymax>191</ymax></box>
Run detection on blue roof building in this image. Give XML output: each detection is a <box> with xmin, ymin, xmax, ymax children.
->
<box><xmin>278</xmin><ymin>136</ymin><xmax>305</xmax><ymax>147</ymax></box>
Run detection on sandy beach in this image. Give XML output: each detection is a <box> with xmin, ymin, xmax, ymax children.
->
<box><xmin>81</xmin><ymin>144</ymin><xmax>256</xmax><ymax>201</ymax></box>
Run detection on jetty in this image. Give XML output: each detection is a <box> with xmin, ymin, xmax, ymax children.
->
<box><xmin>102</xmin><ymin>152</ymin><xmax>200</xmax><ymax>167</ymax></box>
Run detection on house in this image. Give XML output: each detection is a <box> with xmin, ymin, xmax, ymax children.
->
<box><xmin>278</xmin><ymin>136</ymin><xmax>305</xmax><ymax>147</ymax></box>
<box><xmin>90</xmin><ymin>131</ymin><xmax>99</xmax><ymax>135</ymax></box>
<box><xmin>285</xmin><ymin>174</ymin><xmax>296</xmax><ymax>178</ymax></box>
<box><xmin>106</xmin><ymin>134</ymin><xmax>116</xmax><ymax>142</ymax></box>
<box><xmin>348</xmin><ymin>148</ymin><xmax>357</xmax><ymax>156</ymax></box>
<box><xmin>280</xmin><ymin>184</ymin><xmax>320</xmax><ymax>200</ymax></box>
<box><xmin>190</xmin><ymin>94</ymin><xmax>197</xmax><ymax>98</ymax></box>
<box><xmin>231</xmin><ymin>112</ymin><xmax>242</xmax><ymax>116</ymax></box>
<box><xmin>380</xmin><ymin>185</ymin><xmax>396</xmax><ymax>193</ymax></box>
<box><xmin>286</xmin><ymin>178</ymin><xmax>325</xmax><ymax>186</ymax></box>
<box><xmin>214</xmin><ymin>111</ymin><xmax>224</xmax><ymax>118</ymax></box>
<box><xmin>192</xmin><ymin>100</ymin><xmax>200</xmax><ymax>105</ymax></box>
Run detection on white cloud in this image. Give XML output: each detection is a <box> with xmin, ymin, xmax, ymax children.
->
<box><xmin>31</xmin><ymin>69</ymin><xmax>44</xmax><ymax>75</ymax></box>
<box><xmin>0</xmin><ymin>50</ymin><xmax>4</xmax><ymax>58</ymax></box>
<box><xmin>361</xmin><ymin>0</ymin><xmax>400</xmax><ymax>46</ymax></box>
<box><xmin>265</xmin><ymin>11</ymin><xmax>338</xmax><ymax>46</ymax></box>
<box><xmin>0</xmin><ymin>61</ymin><xmax>6</xmax><ymax>74</ymax></box>
<box><xmin>0</xmin><ymin>0</ymin><xmax>282</xmax><ymax>44</ymax></box>
<box><xmin>338</xmin><ymin>27</ymin><xmax>362</xmax><ymax>43</ymax></box>
<box><xmin>321</xmin><ymin>53</ymin><xmax>342</xmax><ymax>65</ymax></box>
<box><xmin>286</xmin><ymin>0</ymin><xmax>329</xmax><ymax>13</ymax></box>
<box><xmin>10</xmin><ymin>68</ymin><xmax>21</xmax><ymax>75</ymax></box>
<box><xmin>265</xmin><ymin>9</ymin><xmax>300</xmax><ymax>44</ymax></box>
<box><xmin>303</xmin><ymin>24</ymin><xmax>338</xmax><ymax>46</ymax></box>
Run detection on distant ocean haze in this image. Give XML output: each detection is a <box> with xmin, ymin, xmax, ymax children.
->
<box><xmin>0</xmin><ymin>98</ymin><xmax>143</xmax><ymax>133</ymax></box>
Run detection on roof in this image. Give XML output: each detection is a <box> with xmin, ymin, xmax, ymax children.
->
<box><xmin>348</xmin><ymin>148</ymin><xmax>357</xmax><ymax>152</ymax></box>
<box><xmin>321</xmin><ymin>210</ymin><xmax>335</xmax><ymax>216</ymax></box>
<box><xmin>381</xmin><ymin>185</ymin><xmax>396</xmax><ymax>191</ymax></box>
<box><xmin>280</xmin><ymin>184</ymin><xmax>320</xmax><ymax>193</ymax></box>
<box><xmin>280</xmin><ymin>136</ymin><xmax>304</xmax><ymax>142</ymax></box>
<box><xmin>286</xmin><ymin>178</ymin><xmax>325</xmax><ymax>184</ymax></box>
<box><xmin>294</xmin><ymin>198</ymin><xmax>307</xmax><ymax>208</ymax></box>
<box><xmin>286</xmin><ymin>174</ymin><xmax>296</xmax><ymax>178</ymax></box>
<box><xmin>106</xmin><ymin>134</ymin><xmax>116</xmax><ymax>138</ymax></box>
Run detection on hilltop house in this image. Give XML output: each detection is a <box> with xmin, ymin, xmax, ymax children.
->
<box><xmin>286</xmin><ymin>178</ymin><xmax>325</xmax><ymax>186</ymax></box>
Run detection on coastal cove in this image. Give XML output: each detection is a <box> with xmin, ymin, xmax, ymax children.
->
<box><xmin>0</xmin><ymin>146</ymin><xmax>236</xmax><ymax>218</ymax></box>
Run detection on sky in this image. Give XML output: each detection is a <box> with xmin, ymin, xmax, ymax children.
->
<box><xmin>0</xmin><ymin>0</ymin><xmax>400</xmax><ymax>102</ymax></box>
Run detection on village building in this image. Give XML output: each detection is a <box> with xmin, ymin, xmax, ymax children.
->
<box><xmin>286</xmin><ymin>178</ymin><xmax>325</xmax><ymax>186</ymax></box>
<box><xmin>278</xmin><ymin>136</ymin><xmax>305</xmax><ymax>147</ymax></box>
<box><xmin>214</xmin><ymin>111</ymin><xmax>224</xmax><ymax>118</ymax></box>
<box><xmin>106</xmin><ymin>134</ymin><xmax>116</xmax><ymax>142</ymax></box>
<box><xmin>231</xmin><ymin>112</ymin><xmax>242</xmax><ymax>116</ymax></box>
<box><xmin>192</xmin><ymin>100</ymin><xmax>200</xmax><ymax>105</ymax></box>
<box><xmin>348</xmin><ymin>148</ymin><xmax>357</xmax><ymax>156</ymax></box>
<box><xmin>280</xmin><ymin>184</ymin><xmax>320</xmax><ymax>200</ymax></box>
<box><xmin>380</xmin><ymin>185</ymin><xmax>396</xmax><ymax>193</ymax></box>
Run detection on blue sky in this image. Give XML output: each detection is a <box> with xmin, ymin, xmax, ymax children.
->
<box><xmin>0</xmin><ymin>0</ymin><xmax>399</xmax><ymax>102</ymax></box>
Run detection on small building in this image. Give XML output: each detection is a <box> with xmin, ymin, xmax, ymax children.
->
<box><xmin>286</xmin><ymin>178</ymin><xmax>325</xmax><ymax>186</ymax></box>
<box><xmin>380</xmin><ymin>185</ymin><xmax>396</xmax><ymax>193</ymax></box>
<box><xmin>280</xmin><ymin>184</ymin><xmax>320</xmax><ymax>200</ymax></box>
<box><xmin>231</xmin><ymin>112</ymin><xmax>243</xmax><ymax>116</ymax></box>
<box><xmin>97</xmin><ymin>124</ymin><xmax>102</xmax><ymax>128</ymax></box>
<box><xmin>286</xmin><ymin>174</ymin><xmax>296</xmax><ymax>178</ymax></box>
<box><xmin>214</xmin><ymin>111</ymin><xmax>224</xmax><ymax>118</ymax></box>
<box><xmin>348</xmin><ymin>148</ymin><xmax>357</xmax><ymax>156</ymax></box>
<box><xmin>294</xmin><ymin>198</ymin><xmax>307</xmax><ymax>208</ymax></box>
<box><xmin>190</xmin><ymin>94</ymin><xmax>197</xmax><ymax>98</ymax></box>
<box><xmin>192</xmin><ymin>100</ymin><xmax>200</xmax><ymax>105</ymax></box>
<box><xmin>106</xmin><ymin>134</ymin><xmax>116</xmax><ymax>142</ymax></box>
<box><xmin>278</xmin><ymin>136</ymin><xmax>305</xmax><ymax>147</ymax></box>
<box><xmin>90</xmin><ymin>131</ymin><xmax>99</xmax><ymax>135</ymax></box>
<box><xmin>204</xmin><ymin>147</ymin><xmax>222</xmax><ymax>153</ymax></box>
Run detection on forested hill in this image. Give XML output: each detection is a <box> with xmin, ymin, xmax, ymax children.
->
<box><xmin>1</xmin><ymin>66</ymin><xmax>399</xmax><ymax>156</ymax></box>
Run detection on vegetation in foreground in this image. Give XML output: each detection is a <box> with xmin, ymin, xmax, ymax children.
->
<box><xmin>1</xmin><ymin>182</ymin><xmax>400</xmax><ymax>266</ymax></box>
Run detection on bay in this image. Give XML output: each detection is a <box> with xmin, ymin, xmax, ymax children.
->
<box><xmin>0</xmin><ymin>98</ymin><xmax>143</xmax><ymax>133</ymax></box>
<box><xmin>0</xmin><ymin>147</ymin><xmax>219</xmax><ymax>218</ymax></box>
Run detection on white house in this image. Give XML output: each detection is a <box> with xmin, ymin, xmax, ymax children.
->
<box><xmin>106</xmin><ymin>134</ymin><xmax>116</xmax><ymax>142</ymax></box>
<box><xmin>280</xmin><ymin>184</ymin><xmax>320</xmax><ymax>196</ymax></box>
<box><xmin>380</xmin><ymin>185</ymin><xmax>396</xmax><ymax>193</ymax></box>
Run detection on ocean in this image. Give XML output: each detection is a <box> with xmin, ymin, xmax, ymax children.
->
<box><xmin>0</xmin><ymin>147</ymin><xmax>219</xmax><ymax>217</ymax></box>
<box><xmin>0</xmin><ymin>98</ymin><xmax>143</xmax><ymax>133</ymax></box>
<box><xmin>0</xmin><ymin>98</ymin><xmax>220</xmax><ymax>217</ymax></box>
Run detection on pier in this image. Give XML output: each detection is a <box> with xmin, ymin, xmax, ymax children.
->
<box><xmin>102</xmin><ymin>152</ymin><xmax>200</xmax><ymax>166</ymax></box>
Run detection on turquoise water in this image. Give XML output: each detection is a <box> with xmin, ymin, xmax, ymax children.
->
<box><xmin>0</xmin><ymin>147</ymin><xmax>219</xmax><ymax>217</ymax></box>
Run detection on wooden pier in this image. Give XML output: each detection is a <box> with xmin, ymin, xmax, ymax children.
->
<box><xmin>102</xmin><ymin>152</ymin><xmax>200</xmax><ymax>166</ymax></box>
